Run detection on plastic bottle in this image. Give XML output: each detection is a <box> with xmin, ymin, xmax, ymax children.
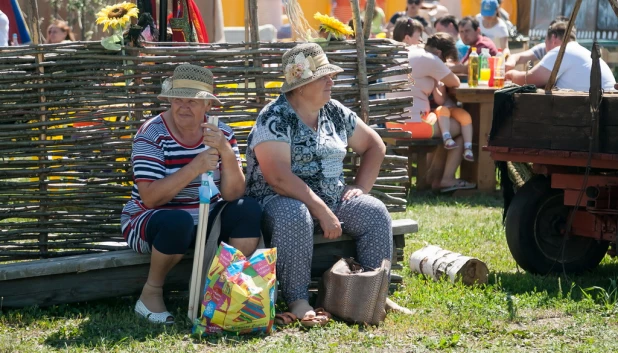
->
<box><xmin>12</xmin><ymin>33</ymin><xmax>18</xmax><ymax>46</ymax></box>
<box><xmin>493</xmin><ymin>49</ymin><xmax>505</xmax><ymax>88</ymax></box>
<box><xmin>468</xmin><ymin>47</ymin><xmax>479</xmax><ymax>88</ymax></box>
<box><xmin>488</xmin><ymin>56</ymin><xmax>496</xmax><ymax>87</ymax></box>
<box><xmin>479</xmin><ymin>48</ymin><xmax>491</xmax><ymax>86</ymax></box>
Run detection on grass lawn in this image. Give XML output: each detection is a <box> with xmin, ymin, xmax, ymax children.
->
<box><xmin>1</xmin><ymin>194</ymin><xmax>618</xmax><ymax>353</ymax></box>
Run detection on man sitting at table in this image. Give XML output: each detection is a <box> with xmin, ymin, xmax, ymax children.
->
<box><xmin>505</xmin><ymin>21</ymin><xmax>616</xmax><ymax>92</ymax></box>
<box><xmin>435</xmin><ymin>15</ymin><xmax>469</xmax><ymax>62</ymax></box>
<box><xmin>448</xmin><ymin>17</ymin><xmax>498</xmax><ymax>74</ymax></box>
<box><xmin>505</xmin><ymin>16</ymin><xmax>572</xmax><ymax>71</ymax></box>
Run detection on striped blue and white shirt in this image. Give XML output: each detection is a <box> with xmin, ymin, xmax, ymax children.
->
<box><xmin>120</xmin><ymin>114</ymin><xmax>241</xmax><ymax>253</ymax></box>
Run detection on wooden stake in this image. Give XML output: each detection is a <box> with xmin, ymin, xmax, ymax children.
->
<box><xmin>27</xmin><ymin>0</ymin><xmax>49</xmax><ymax>256</ymax></box>
<box><xmin>362</xmin><ymin>0</ymin><xmax>375</xmax><ymax>40</ymax></box>
<box><xmin>244</xmin><ymin>0</ymin><xmax>250</xmax><ymax>103</ymax></box>
<box><xmin>187</xmin><ymin>117</ymin><xmax>219</xmax><ymax>322</ymax></box>
<box><xmin>350</xmin><ymin>0</ymin><xmax>370</xmax><ymax>123</ymax></box>
<box><xmin>249</xmin><ymin>0</ymin><xmax>265</xmax><ymax>104</ymax></box>
<box><xmin>159</xmin><ymin>0</ymin><xmax>168</xmax><ymax>42</ymax></box>
<box><xmin>544</xmin><ymin>0</ymin><xmax>582</xmax><ymax>92</ymax></box>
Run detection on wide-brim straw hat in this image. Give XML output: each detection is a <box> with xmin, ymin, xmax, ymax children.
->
<box><xmin>158</xmin><ymin>64</ymin><xmax>222</xmax><ymax>105</ymax></box>
<box><xmin>280</xmin><ymin>43</ymin><xmax>344</xmax><ymax>93</ymax></box>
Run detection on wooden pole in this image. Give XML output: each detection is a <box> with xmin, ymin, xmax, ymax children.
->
<box><xmin>27</xmin><ymin>0</ymin><xmax>49</xmax><ymax>257</ymax></box>
<box><xmin>589</xmin><ymin>42</ymin><xmax>602</xmax><ymax>153</ymax></box>
<box><xmin>249</xmin><ymin>0</ymin><xmax>265</xmax><ymax>104</ymax></box>
<box><xmin>350</xmin><ymin>0</ymin><xmax>370</xmax><ymax>123</ymax></box>
<box><xmin>362</xmin><ymin>0</ymin><xmax>375</xmax><ymax>40</ymax></box>
<box><xmin>188</xmin><ymin>116</ymin><xmax>219</xmax><ymax>322</ymax></box>
<box><xmin>244</xmin><ymin>0</ymin><xmax>251</xmax><ymax>103</ymax></box>
<box><xmin>544</xmin><ymin>0</ymin><xmax>582</xmax><ymax>92</ymax></box>
<box><xmin>159</xmin><ymin>0</ymin><xmax>168</xmax><ymax>42</ymax></box>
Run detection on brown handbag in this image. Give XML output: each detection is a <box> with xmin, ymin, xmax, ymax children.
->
<box><xmin>316</xmin><ymin>258</ymin><xmax>391</xmax><ymax>326</ymax></box>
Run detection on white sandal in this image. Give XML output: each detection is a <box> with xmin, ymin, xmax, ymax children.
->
<box><xmin>135</xmin><ymin>299</ymin><xmax>175</xmax><ymax>325</ymax></box>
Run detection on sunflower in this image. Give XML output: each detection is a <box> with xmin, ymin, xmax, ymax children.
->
<box><xmin>314</xmin><ymin>12</ymin><xmax>353</xmax><ymax>40</ymax></box>
<box><xmin>96</xmin><ymin>2</ymin><xmax>139</xmax><ymax>32</ymax></box>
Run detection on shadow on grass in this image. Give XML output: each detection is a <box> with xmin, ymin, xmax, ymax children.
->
<box><xmin>407</xmin><ymin>191</ymin><xmax>503</xmax><ymax>209</ymax></box>
<box><xmin>490</xmin><ymin>261</ymin><xmax>618</xmax><ymax>301</ymax></box>
<box><xmin>40</xmin><ymin>294</ymin><xmax>270</xmax><ymax>350</ymax></box>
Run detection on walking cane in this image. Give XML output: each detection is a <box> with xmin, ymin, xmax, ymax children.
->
<box><xmin>188</xmin><ymin>116</ymin><xmax>219</xmax><ymax>322</ymax></box>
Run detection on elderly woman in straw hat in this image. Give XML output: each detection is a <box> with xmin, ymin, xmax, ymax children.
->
<box><xmin>245</xmin><ymin>43</ymin><xmax>392</xmax><ymax>327</ymax></box>
<box><xmin>121</xmin><ymin>64</ymin><xmax>262</xmax><ymax>325</ymax></box>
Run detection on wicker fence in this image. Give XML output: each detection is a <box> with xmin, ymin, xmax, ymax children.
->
<box><xmin>0</xmin><ymin>39</ymin><xmax>413</xmax><ymax>262</ymax></box>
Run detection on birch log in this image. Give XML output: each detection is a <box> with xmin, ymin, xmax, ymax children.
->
<box><xmin>409</xmin><ymin>245</ymin><xmax>488</xmax><ymax>285</ymax></box>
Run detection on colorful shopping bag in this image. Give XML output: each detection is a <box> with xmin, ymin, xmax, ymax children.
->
<box><xmin>192</xmin><ymin>242</ymin><xmax>277</xmax><ymax>335</ymax></box>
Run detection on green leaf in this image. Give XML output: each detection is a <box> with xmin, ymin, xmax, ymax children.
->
<box><xmin>101</xmin><ymin>35</ymin><xmax>121</xmax><ymax>51</ymax></box>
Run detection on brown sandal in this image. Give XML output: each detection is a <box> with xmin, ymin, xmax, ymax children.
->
<box><xmin>274</xmin><ymin>312</ymin><xmax>297</xmax><ymax>326</ymax></box>
<box><xmin>300</xmin><ymin>307</ymin><xmax>331</xmax><ymax>328</ymax></box>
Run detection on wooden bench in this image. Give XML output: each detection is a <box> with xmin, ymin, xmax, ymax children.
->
<box><xmin>0</xmin><ymin>219</ymin><xmax>417</xmax><ymax>308</ymax></box>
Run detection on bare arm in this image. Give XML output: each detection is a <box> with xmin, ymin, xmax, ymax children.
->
<box><xmin>432</xmin><ymin>83</ymin><xmax>447</xmax><ymax>105</ymax></box>
<box><xmin>346</xmin><ymin>118</ymin><xmax>386</xmax><ymax>194</ymax></box>
<box><xmin>254</xmin><ymin>141</ymin><xmax>342</xmax><ymax>239</ymax></box>
<box><xmin>448</xmin><ymin>60</ymin><xmax>468</xmax><ymax>74</ymax></box>
<box><xmin>137</xmin><ymin>149</ymin><xmax>218</xmax><ymax>208</ymax></box>
<box><xmin>441</xmin><ymin>71</ymin><xmax>461</xmax><ymax>88</ymax></box>
<box><xmin>505</xmin><ymin>49</ymin><xmax>537</xmax><ymax>71</ymax></box>
<box><xmin>505</xmin><ymin>64</ymin><xmax>551</xmax><ymax>87</ymax></box>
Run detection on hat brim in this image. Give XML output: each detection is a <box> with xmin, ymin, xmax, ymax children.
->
<box><xmin>280</xmin><ymin>64</ymin><xmax>344</xmax><ymax>93</ymax></box>
<box><xmin>158</xmin><ymin>88</ymin><xmax>223</xmax><ymax>106</ymax></box>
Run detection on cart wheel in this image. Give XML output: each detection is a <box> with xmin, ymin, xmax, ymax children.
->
<box><xmin>505</xmin><ymin>175</ymin><xmax>609</xmax><ymax>274</ymax></box>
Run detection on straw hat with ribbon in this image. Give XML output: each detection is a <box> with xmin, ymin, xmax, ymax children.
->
<box><xmin>280</xmin><ymin>43</ymin><xmax>344</xmax><ymax>93</ymax></box>
<box><xmin>158</xmin><ymin>64</ymin><xmax>222</xmax><ymax>105</ymax></box>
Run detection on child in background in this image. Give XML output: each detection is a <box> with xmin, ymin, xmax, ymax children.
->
<box><xmin>422</xmin><ymin>34</ymin><xmax>475</xmax><ymax>161</ymax></box>
<box><xmin>431</xmin><ymin>82</ymin><xmax>474</xmax><ymax>161</ymax></box>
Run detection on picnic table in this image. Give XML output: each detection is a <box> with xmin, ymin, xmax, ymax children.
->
<box><xmin>451</xmin><ymin>84</ymin><xmax>499</xmax><ymax>192</ymax></box>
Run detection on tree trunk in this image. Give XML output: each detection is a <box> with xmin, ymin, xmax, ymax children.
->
<box><xmin>409</xmin><ymin>245</ymin><xmax>488</xmax><ymax>285</ymax></box>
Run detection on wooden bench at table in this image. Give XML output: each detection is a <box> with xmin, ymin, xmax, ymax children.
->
<box><xmin>0</xmin><ymin>219</ymin><xmax>418</xmax><ymax>308</ymax></box>
<box><xmin>380</xmin><ymin>128</ymin><xmax>442</xmax><ymax>192</ymax></box>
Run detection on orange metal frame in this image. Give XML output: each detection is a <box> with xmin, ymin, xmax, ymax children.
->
<box><xmin>485</xmin><ymin>146</ymin><xmax>618</xmax><ymax>244</ymax></box>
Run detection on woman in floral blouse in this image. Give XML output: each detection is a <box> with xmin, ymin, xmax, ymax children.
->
<box><xmin>245</xmin><ymin>43</ymin><xmax>392</xmax><ymax>327</ymax></box>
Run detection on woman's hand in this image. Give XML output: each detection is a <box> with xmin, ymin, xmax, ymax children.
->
<box><xmin>202</xmin><ymin>122</ymin><xmax>228</xmax><ymax>152</ymax></box>
<box><xmin>190</xmin><ymin>148</ymin><xmax>219</xmax><ymax>175</ymax></box>
<box><xmin>316</xmin><ymin>208</ymin><xmax>342</xmax><ymax>239</ymax></box>
<box><xmin>341</xmin><ymin>184</ymin><xmax>365</xmax><ymax>201</ymax></box>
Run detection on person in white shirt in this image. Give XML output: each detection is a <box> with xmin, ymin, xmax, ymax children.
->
<box><xmin>475</xmin><ymin>0</ymin><xmax>509</xmax><ymax>54</ymax></box>
<box><xmin>0</xmin><ymin>10</ymin><xmax>9</xmax><ymax>47</ymax></box>
<box><xmin>506</xmin><ymin>21</ymin><xmax>616</xmax><ymax>92</ymax></box>
<box><xmin>505</xmin><ymin>16</ymin><xmax>572</xmax><ymax>70</ymax></box>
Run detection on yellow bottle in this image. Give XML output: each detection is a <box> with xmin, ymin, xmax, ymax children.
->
<box><xmin>468</xmin><ymin>47</ymin><xmax>479</xmax><ymax>88</ymax></box>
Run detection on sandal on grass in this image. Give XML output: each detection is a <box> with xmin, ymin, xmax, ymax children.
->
<box><xmin>463</xmin><ymin>148</ymin><xmax>474</xmax><ymax>162</ymax></box>
<box><xmin>274</xmin><ymin>312</ymin><xmax>297</xmax><ymax>326</ymax></box>
<box><xmin>300</xmin><ymin>308</ymin><xmax>331</xmax><ymax>328</ymax></box>
<box><xmin>443</xmin><ymin>138</ymin><xmax>458</xmax><ymax>150</ymax></box>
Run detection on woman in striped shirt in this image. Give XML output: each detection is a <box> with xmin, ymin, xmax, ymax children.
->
<box><xmin>121</xmin><ymin>64</ymin><xmax>262</xmax><ymax>325</ymax></box>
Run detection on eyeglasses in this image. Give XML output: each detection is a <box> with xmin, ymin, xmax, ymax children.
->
<box><xmin>408</xmin><ymin>0</ymin><xmax>421</xmax><ymax>5</ymax></box>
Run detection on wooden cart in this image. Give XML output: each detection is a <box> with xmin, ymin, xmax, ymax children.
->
<box><xmin>482</xmin><ymin>0</ymin><xmax>618</xmax><ymax>274</ymax></box>
<box><xmin>485</xmin><ymin>144</ymin><xmax>618</xmax><ymax>274</ymax></box>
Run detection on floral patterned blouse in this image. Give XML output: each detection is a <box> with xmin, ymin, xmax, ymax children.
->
<box><xmin>245</xmin><ymin>94</ymin><xmax>358</xmax><ymax>210</ymax></box>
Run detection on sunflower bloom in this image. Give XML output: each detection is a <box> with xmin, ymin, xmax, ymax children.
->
<box><xmin>314</xmin><ymin>12</ymin><xmax>354</xmax><ymax>39</ymax></box>
<box><xmin>96</xmin><ymin>2</ymin><xmax>139</xmax><ymax>32</ymax></box>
